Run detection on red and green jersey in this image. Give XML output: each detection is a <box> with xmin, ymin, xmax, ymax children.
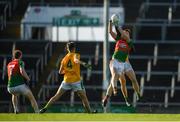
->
<box><xmin>112</xmin><ymin>38</ymin><xmax>133</xmax><ymax>62</ymax></box>
<box><xmin>7</xmin><ymin>59</ymin><xmax>25</xmax><ymax>87</ymax></box>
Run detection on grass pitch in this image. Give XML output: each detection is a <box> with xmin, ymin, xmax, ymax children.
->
<box><xmin>0</xmin><ymin>113</ymin><xmax>180</xmax><ymax>122</ymax></box>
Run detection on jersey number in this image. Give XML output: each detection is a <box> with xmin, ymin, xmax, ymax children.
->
<box><xmin>67</xmin><ymin>60</ymin><xmax>72</xmax><ymax>69</ymax></box>
<box><xmin>9</xmin><ymin>64</ymin><xmax>15</xmax><ymax>76</ymax></box>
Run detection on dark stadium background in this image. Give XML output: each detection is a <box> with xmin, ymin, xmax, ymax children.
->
<box><xmin>0</xmin><ymin>0</ymin><xmax>180</xmax><ymax>113</ymax></box>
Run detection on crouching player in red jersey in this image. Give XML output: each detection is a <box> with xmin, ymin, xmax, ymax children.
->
<box><xmin>7</xmin><ymin>50</ymin><xmax>39</xmax><ymax>113</ymax></box>
<box><xmin>102</xmin><ymin>19</ymin><xmax>141</xmax><ymax>107</ymax></box>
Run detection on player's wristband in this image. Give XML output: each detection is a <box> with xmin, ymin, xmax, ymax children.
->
<box><xmin>115</xmin><ymin>25</ymin><xmax>122</xmax><ymax>30</ymax></box>
<box><xmin>84</xmin><ymin>63</ymin><xmax>92</xmax><ymax>70</ymax></box>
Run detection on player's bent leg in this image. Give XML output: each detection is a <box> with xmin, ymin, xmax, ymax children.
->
<box><xmin>119</xmin><ymin>74</ymin><xmax>128</xmax><ymax>97</ymax></box>
<box><xmin>102</xmin><ymin>83</ymin><xmax>113</xmax><ymax>107</ymax></box>
<box><xmin>119</xmin><ymin>75</ymin><xmax>131</xmax><ymax>106</ymax></box>
<box><xmin>109</xmin><ymin>59</ymin><xmax>122</xmax><ymax>96</ymax></box>
<box><xmin>102</xmin><ymin>60</ymin><xmax>118</xmax><ymax>105</ymax></box>
<box><xmin>40</xmin><ymin>87</ymin><xmax>66</xmax><ymax>113</ymax></box>
<box><xmin>110</xmin><ymin>70</ymin><xmax>119</xmax><ymax>96</ymax></box>
<box><xmin>77</xmin><ymin>90</ymin><xmax>91</xmax><ymax>113</ymax></box>
<box><xmin>48</xmin><ymin>87</ymin><xmax>66</xmax><ymax>106</ymax></box>
<box><xmin>111</xmin><ymin>73</ymin><xmax>119</xmax><ymax>96</ymax></box>
<box><xmin>24</xmin><ymin>89</ymin><xmax>39</xmax><ymax>113</ymax></box>
<box><xmin>106</xmin><ymin>82</ymin><xmax>113</xmax><ymax>96</ymax></box>
<box><xmin>126</xmin><ymin>70</ymin><xmax>141</xmax><ymax>100</ymax></box>
<box><xmin>8</xmin><ymin>85</ymin><xmax>27</xmax><ymax>113</ymax></box>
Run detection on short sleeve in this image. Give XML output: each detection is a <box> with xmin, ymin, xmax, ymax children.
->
<box><xmin>61</xmin><ymin>57</ymin><xmax>65</xmax><ymax>66</ymax></box>
<box><xmin>19</xmin><ymin>60</ymin><xmax>25</xmax><ymax>68</ymax></box>
<box><xmin>74</xmin><ymin>53</ymin><xmax>80</xmax><ymax>60</ymax></box>
<box><xmin>115</xmin><ymin>34</ymin><xmax>121</xmax><ymax>41</ymax></box>
<box><xmin>128</xmin><ymin>39</ymin><xmax>134</xmax><ymax>48</ymax></box>
<box><xmin>77</xmin><ymin>53</ymin><xmax>80</xmax><ymax>59</ymax></box>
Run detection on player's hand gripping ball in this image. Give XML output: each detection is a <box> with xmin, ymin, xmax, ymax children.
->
<box><xmin>111</xmin><ymin>14</ymin><xmax>120</xmax><ymax>26</ymax></box>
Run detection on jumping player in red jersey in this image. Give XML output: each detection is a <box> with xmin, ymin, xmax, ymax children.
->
<box><xmin>102</xmin><ymin>20</ymin><xmax>141</xmax><ymax>107</ymax></box>
<box><xmin>7</xmin><ymin>50</ymin><xmax>39</xmax><ymax>113</ymax></box>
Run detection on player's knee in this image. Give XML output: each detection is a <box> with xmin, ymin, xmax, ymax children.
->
<box><xmin>78</xmin><ymin>93</ymin><xmax>86</xmax><ymax>99</ymax></box>
<box><xmin>53</xmin><ymin>94</ymin><xmax>60</xmax><ymax>100</ymax></box>
<box><xmin>120</xmin><ymin>82</ymin><xmax>126</xmax><ymax>88</ymax></box>
<box><xmin>112</xmin><ymin>73</ymin><xmax>118</xmax><ymax>79</ymax></box>
<box><xmin>131</xmin><ymin>78</ymin><xmax>137</xmax><ymax>84</ymax></box>
<box><xmin>24</xmin><ymin>91</ymin><xmax>32</xmax><ymax>98</ymax></box>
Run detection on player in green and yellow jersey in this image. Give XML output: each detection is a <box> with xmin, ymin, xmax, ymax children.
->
<box><xmin>40</xmin><ymin>42</ymin><xmax>95</xmax><ymax>113</ymax></box>
<box><xmin>7</xmin><ymin>50</ymin><xmax>39</xmax><ymax>113</ymax></box>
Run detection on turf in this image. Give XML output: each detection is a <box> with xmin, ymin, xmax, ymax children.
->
<box><xmin>0</xmin><ymin>113</ymin><xmax>180</xmax><ymax>121</ymax></box>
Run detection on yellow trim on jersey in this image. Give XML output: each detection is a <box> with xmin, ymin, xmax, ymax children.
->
<box><xmin>61</xmin><ymin>53</ymin><xmax>81</xmax><ymax>83</ymax></box>
<box><xmin>126</xmin><ymin>56</ymin><xmax>129</xmax><ymax>61</ymax></box>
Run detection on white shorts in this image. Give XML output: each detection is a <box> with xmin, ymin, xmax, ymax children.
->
<box><xmin>7</xmin><ymin>84</ymin><xmax>30</xmax><ymax>95</ymax></box>
<box><xmin>60</xmin><ymin>80</ymin><xmax>85</xmax><ymax>91</ymax></box>
<box><xmin>110</xmin><ymin>59</ymin><xmax>134</xmax><ymax>75</ymax></box>
<box><xmin>124</xmin><ymin>62</ymin><xmax>133</xmax><ymax>72</ymax></box>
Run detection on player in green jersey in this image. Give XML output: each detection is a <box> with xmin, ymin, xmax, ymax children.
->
<box><xmin>102</xmin><ymin>20</ymin><xmax>141</xmax><ymax>107</ymax></box>
<box><xmin>7</xmin><ymin>50</ymin><xmax>39</xmax><ymax>113</ymax></box>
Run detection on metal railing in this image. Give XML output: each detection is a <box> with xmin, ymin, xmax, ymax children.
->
<box><xmin>28</xmin><ymin>2</ymin><xmax>123</xmax><ymax>7</ymax></box>
<box><xmin>145</xmin><ymin>0</ymin><xmax>178</xmax><ymax>4</ymax></box>
<box><xmin>42</xmin><ymin>49</ymin><xmax>180</xmax><ymax>107</ymax></box>
<box><xmin>132</xmin><ymin>22</ymin><xmax>180</xmax><ymax>41</ymax></box>
<box><xmin>137</xmin><ymin>2</ymin><xmax>180</xmax><ymax>41</ymax></box>
<box><xmin>0</xmin><ymin>15</ymin><xmax>3</xmax><ymax>30</ymax></box>
<box><xmin>0</xmin><ymin>54</ymin><xmax>43</xmax><ymax>81</ymax></box>
<box><xmin>0</xmin><ymin>1</ymin><xmax>12</xmax><ymax>30</ymax></box>
<box><xmin>46</xmin><ymin>53</ymin><xmax>180</xmax><ymax>83</ymax></box>
<box><xmin>137</xmin><ymin>18</ymin><xmax>180</xmax><ymax>24</ymax></box>
<box><xmin>20</xmin><ymin>21</ymin><xmax>180</xmax><ymax>41</ymax></box>
<box><xmin>0</xmin><ymin>69</ymin><xmax>35</xmax><ymax>82</ymax></box>
<box><xmin>0</xmin><ymin>39</ymin><xmax>53</xmax><ymax>80</ymax></box>
<box><xmin>44</xmin><ymin>42</ymin><xmax>52</xmax><ymax>66</ymax></box>
<box><xmin>139</xmin><ymin>2</ymin><xmax>180</xmax><ymax>19</ymax></box>
<box><xmin>37</xmin><ymin>84</ymin><xmax>180</xmax><ymax>107</ymax></box>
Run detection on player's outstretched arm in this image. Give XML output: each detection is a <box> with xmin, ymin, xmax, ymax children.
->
<box><xmin>108</xmin><ymin>20</ymin><xmax>117</xmax><ymax>40</ymax></box>
<box><xmin>80</xmin><ymin>61</ymin><xmax>92</xmax><ymax>70</ymax></box>
<box><xmin>74</xmin><ymin>54</ymin><xmax>92</xmax><ymax>70</ymax></box>
<box><xmin>59</xmin><ymin>64</ymin><xmax>65</xmax><ymax>74</ymax></box>
<box><xmin>115</xmin><ymin>26</ymin><xmax>130</xmax><ymax>41</ymax></box>
<box><xmin>20</xmin><ymin>67</ymin><xmax>30</xmax><ymax>82</ymax></box>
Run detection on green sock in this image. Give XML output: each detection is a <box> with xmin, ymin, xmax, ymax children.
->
<box><xmin>44</xmin><ymin>104</ymin><xmax>48</xmax><ymax>109</ymax></box>
<box><xmin>137</xmin><ymin>92</ymin><xmax>141</xmax><ymax>98</ymax></box>
<box><xmin>125</xmin><ymin>97</ymin><xmax>129</xmax><ymax>102</ymax></box>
